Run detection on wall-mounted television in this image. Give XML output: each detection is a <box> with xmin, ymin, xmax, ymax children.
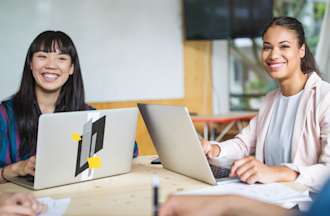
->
<box><xmin>184</xmin><ymin>0</ymin><xmax>273</xmax><ymax>40</ymax></box>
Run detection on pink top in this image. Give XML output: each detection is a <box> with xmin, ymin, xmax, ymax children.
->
<box><xmin>213</xmin><ymin>72</ymin><xmax>330</xmax><ymax>191</ymax></box>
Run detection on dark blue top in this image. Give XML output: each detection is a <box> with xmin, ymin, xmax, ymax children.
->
<box><xmin>302</xmin><ymin>178</ymin><xmax>330</xmax><ymax>216</ymax></box>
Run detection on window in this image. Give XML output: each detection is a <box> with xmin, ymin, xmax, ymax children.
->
<box><xmin>229</xmin><ymin>0</ymin><xmax>327</xmax><ymax>111</ymax></box>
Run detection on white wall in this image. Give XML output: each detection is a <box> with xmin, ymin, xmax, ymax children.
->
<box><xmin>316</xmin><ymin>1</ymin><xmax>330</xmax><ymax>81</ymax></box>
<box><xmin>0</xmin><ymin>0</ymin><xmax>184</xmax><ymax>102</ymax></box>
<box><xmin>212</xmin><ymin>41</ymin><xmax>229</xmax><ymax>114</ymax></box>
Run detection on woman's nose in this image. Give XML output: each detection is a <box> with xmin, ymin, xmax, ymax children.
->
<box><xmin>45</xmin><ymin>56</ymin><xmax>57</xmax><ymax>68</ymax></box>
<box><xmin>269</xmin><ymin>47</ymin><xmax>281</xmax><ymax>60</ymax></box>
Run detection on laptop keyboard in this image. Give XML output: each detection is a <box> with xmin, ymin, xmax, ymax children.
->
<box><xmin>210</xmin><ymin>164</ymin><xmax>230</xmax><ymax>178</ymax></box>
<box><xmin>18</xmin><ymin>174</ymin><xmax>35</xmax><ymax>183</ymax></box>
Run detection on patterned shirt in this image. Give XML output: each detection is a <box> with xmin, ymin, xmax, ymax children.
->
<box><xmin>0</xmin><ymin>99</ymin><xmax>25</xmax><ymax>167</ymax></box>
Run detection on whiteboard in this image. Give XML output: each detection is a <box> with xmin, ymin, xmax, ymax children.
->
<box><xmin>0</xmin><ymin>0</ymin><xmax>184</xmax><ymax>102</ymax></box>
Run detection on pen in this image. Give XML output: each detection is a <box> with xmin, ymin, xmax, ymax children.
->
<box><xmin>152</xmin><ymin>175</ymin><xmax>159</xmax><ymax>216</ymax></box>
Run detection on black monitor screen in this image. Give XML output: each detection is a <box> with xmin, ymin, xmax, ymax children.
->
<box><xmin>184</xmin><ymin>0</ymin><xmax>273</xmax><ymax>40</ymax></box>
<box><xmin>251</xmin><ymin>0</ymin><xmax>273</xmax><ymax>38</ymax></box>
<box><xmin>184</xmin><ymin>0</ymin><xmax>230</xmax><ymax>40</ymax></box>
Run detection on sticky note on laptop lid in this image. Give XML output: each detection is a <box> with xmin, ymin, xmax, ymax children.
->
<box><xmin>72</xmin><ymin>132</ymin><xmax>81</xmax><ymax>142</ymax></box>
<box><xmin>88</xmin><ymin>156</ymin><xmax>102</xmax><ymax>168</ymax></box>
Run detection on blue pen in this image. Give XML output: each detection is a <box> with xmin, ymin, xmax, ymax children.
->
<box><xmin>152</xmin><ymin>175</ymin><xmax>160</xmax><ymax>216</ymax></box>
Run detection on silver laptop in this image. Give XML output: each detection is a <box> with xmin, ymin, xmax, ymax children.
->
<box><xmin>138</xmin><ymin>104</ymin><xmax>238</xmax><ymax>185</ymax></box>
<box><xmin>9</xmin><ymin>108</ymin><xmax>138</xmax><ymax>190</ymax></box>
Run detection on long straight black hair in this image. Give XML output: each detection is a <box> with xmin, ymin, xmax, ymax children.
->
<box><xmin>262</xmin><ymin>16</ymin><xmax>320</xmax><ymax>75</ymax></box>
<box><xmin>12</xmin><ymin>31</ymin><xmax>87</xmax><ymax>157</ymax></box>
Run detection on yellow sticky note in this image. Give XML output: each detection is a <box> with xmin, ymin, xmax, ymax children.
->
<box><xmin>72</xmin><ymin>133</ymin><xmax>81</xmax><ymax>142</ymax></box>
<box><xmin>88</xmin><ymin>156</ymin><xmax>102</xmax><ymax>169</ymax></box>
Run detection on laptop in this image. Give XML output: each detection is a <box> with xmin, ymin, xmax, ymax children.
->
<box><xmin>9</xmin><ymin>108</ymin><xmax>138</xmax><ymax>190</ymax></box>
<box><xmin>138</xmin><ymin>103</ymin><xmax>238</xmax><ymax>185</ymax></box>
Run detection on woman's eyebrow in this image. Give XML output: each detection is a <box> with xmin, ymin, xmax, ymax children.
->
<box><xmin>279</xmin><ymin>40</ymin><xmax>290</xmax><ymax>44</ymax></box>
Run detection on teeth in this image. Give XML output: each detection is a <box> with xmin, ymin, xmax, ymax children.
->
<box><xmin>269</xmin><ymin>63</ymin><xmax>284</xmax><ymax>69</ymax></box>
<box><xmin>42</xmin><ymin>73</ymin><xmax>59</xmax><ymax>82</ymax></box>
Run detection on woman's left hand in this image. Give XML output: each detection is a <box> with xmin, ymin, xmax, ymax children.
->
<box><xmin>16</xmin><ymin>156</ymin><xmax>36</xmax><ymax>176</ymax></box>
<box><xmin>229</xmin><ymin>156</ymin><xmax>279</xmax><ymax>184</ymax></box>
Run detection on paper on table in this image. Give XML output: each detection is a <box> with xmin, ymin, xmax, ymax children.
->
<box><xmin>38</xmin><ymin>197</ymin><xmax>71</xmax><ymax>216</ymax></box>
<box><xmin>178</xmin><ymin>182</ymin><xmax>311</xmax><ymax>209</ymax></box>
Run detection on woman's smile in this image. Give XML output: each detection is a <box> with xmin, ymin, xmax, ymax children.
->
<box><xmin>266</xmin><ymin>61</ymin><xmax>287</xmax><ymax>72</ymax></box>
<box><xmin>40</xmin><ymin>72</ymin><xmax>60</xmax><ymax>82</ymax></box>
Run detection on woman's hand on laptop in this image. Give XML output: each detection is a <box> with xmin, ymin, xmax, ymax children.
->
<box><xmin>17</xmin><ymin>156</ymin><xmax>36</xmax><ymax>176</ymax></box>
<box><xmin>4</xmin><ymin>156</ymin><xmax>36</xmax><ymax>178</ymax></box>
<box><xmin>0</xmin><ymin>192</ymin><xmax>47</xmax><ymax>216</ymax></box>
<box><xmin>201</xmin><ymin>140</ymin><xmax>221</xmax><ymax>158</ymax></box>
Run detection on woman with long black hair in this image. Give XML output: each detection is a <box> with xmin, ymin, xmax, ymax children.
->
<box><xmin>0</xmin><ymin>31</ymin><xmax>92</xmax><ymax>181</ymax></box>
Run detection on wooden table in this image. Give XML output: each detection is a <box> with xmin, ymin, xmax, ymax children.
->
<box><xmin>0</xmin><ymin>156</ymin><xmax>212</xmax><ymax>216</ymax></box>
<box><xmin>0</xmin><ymin>156</ymin><xmax>306</xmax><ymax>215</ymax></box>
<box><xmin>192</xmin><ymin>112</ymin><xmax>256</xmax><ymax>141</ymax></box>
